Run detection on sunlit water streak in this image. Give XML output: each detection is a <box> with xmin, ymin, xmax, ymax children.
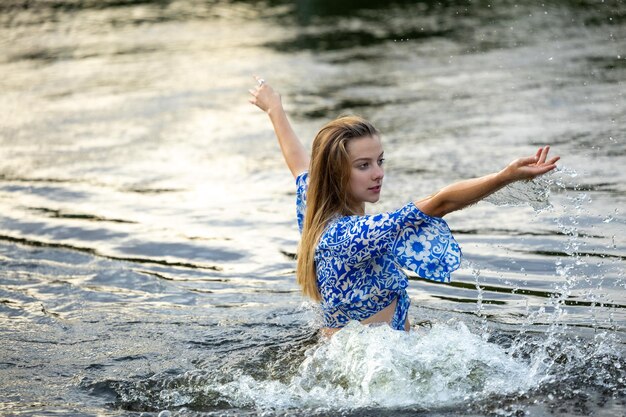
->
<box><xmin>0</xmin><ymin>0</ymin><xmax>625</xmax><ymax>416</ymax></box>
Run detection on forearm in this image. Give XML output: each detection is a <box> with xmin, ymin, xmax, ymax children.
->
<box><xmin>416</xmin><ymin>170</ymin><xmax>512</xmax><ymax>217</ymax></box>
<box><xmin>415</xmin><ymin>147</ymin><xmax>559</xmax><ymax>218</ymax></box>
<box><xmin>249</xmin><ymin>79</ymin><xmax>311</xmax><ymax>177</ymax></box>
<box><xmin>438</xmin><ymin>170</ymin><xmax>512</xmax><ymax>210</ymax></box>
<box><xmin>267</xmin><ymin>106</ymin><xmax>309</xmax><ymax>177</ymax></box>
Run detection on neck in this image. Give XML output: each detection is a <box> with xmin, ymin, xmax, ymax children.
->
<box><xmin>350</xmin><ymin>202</ymin><xmax>365</xmax><ymax>216</ymax></box>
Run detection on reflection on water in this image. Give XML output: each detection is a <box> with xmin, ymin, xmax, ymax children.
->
<box><xmin>0</xmin><ymin>0</ymin><xmax>625</xmax><ymax>416</ymax></box>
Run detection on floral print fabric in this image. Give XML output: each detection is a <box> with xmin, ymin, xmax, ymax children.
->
<box><xmin>296</xmin><ymin>171</ymin><xmax>461</xmax><ymax>329</ymax></box>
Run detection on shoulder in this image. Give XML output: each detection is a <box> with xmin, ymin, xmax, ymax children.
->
<box><xmin>295</xmin><ymin>170</ymin><xmax>308</xmax><ymax>188</ymax></box>
<box><xmin>295</xmin><ymin>170</ymin><xmax>308</xmax><ymax>182</ymax></box>
<box><xmin>357</xmin><ymin>202</ymin><xmax>423</xmax><ymax>227</ymax></box>
<box><xmin>316</xmin><ymin>215</ymin><xmax>346</xmax><ymax>247</ymax></box>
<box><xmin>328</xmin><ymin>202</ymin><xmax>420</xmax><ymax>229</ymax></box>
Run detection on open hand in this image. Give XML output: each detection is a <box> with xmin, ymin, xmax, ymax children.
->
<box><xmin>248</xmin><ymin>75</ymin><xmax>283</xmax><ymax>115</ymax></box>
<box><xmin>503</xmin><ymin>146</ymin><xmax>560</xmax><ymax>182</ymax></box>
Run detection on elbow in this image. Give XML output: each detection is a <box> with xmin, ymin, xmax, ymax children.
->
<box><xmin>414</xmin><ymin>195</ymin><xmax>454</xmax><ymax>218</ymax></box>
<box><xmin>432</xmin><ymin>201</ymin><xmax>456</xmax><ymax>218</ymax></box>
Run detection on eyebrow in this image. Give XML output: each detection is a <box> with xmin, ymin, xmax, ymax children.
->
<box><xmin>352</xmin><ymin>152</ymin><xmax>384</xmax><ymax>163</ymax></box>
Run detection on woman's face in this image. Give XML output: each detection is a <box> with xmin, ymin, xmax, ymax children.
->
<box><xmin>345</xmin><ymin>135</ymin><xmax>385</xmax><ymax>209</ymax></box>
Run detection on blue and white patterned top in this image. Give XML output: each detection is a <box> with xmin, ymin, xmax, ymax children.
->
<box><xmin>296</xmin><ymin>171</ymin><xmax>462</xmax><ymax>330</ymax></box>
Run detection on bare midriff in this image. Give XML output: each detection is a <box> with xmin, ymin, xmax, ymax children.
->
<box><xmin>319</xmin><ymin>297</ymin><xmax>410</xmax><ymax>338</ymax></box>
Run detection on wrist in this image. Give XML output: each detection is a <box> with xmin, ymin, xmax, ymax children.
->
<box><xmin>496</xmin><ymin>167</ymin><xmax>516</xmax><ymax>186</ymax></box>
<box><xmin>267</xmin><ymin>103</ymin><xmax>284</xmax><ymax>117</ymax></box>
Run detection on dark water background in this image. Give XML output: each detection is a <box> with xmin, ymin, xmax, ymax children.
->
<box><xmin>1</xmin><ymin>0</ymin><xmax>625</xmax><ymax>416</ymax></box>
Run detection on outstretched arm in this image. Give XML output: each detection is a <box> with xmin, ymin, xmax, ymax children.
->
<box><xmin>248</xmin><ymin>76</ymin><xmax>310</xmax><ymax>179</ymax></box>
<box><xmin>416</xmin><ymin>146</ymin><xmax>560</xmax><ymax>218</ymax></box>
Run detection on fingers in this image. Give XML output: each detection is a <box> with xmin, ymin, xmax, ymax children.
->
<box><xmin>249</xmin><ymin>76</ymin><xmax>267</xmax><ymax>103</ymax></box>
<box><xmin>535</xmin><ymin>147</ymin><xmax>559</xmax><ymax>167</ymax></box>
<box><xmin>538</xmin><ymin>145</ymin><xmax>550</xmax><ymax>164</ymax></box>
<box><xmin>546</xmin><ymin>156</ymin><xmax>560</xmax><ymax>165</ymax></box>
<box><xmin>532</xmin><ymin>152</ymin><xmax>559</xmax><ymax>175</ymax></box>
<box><xmin>518</xmin><ymin>155</ymin><xmax>539</xmax><ymax>167</ymax></box>
<box><xmin>532</xmin><ymin>146</ymin><xmax>559</xmax><ymax>167</ymax></box>
<box><xmin>252</xmin><ymin>75</ymin><xmax>267</xmax><ymax>90</ymax></box>
<box><xmin>536</xmin><ymin>164</ymin><xmax>557</xmax><ymax>175</ymax></box>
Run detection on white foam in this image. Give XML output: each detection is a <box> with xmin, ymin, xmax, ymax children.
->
<box><xmin>216</xmin><ymin>321</ymin><xmax>539</xmax><ymax>411</ymax></box>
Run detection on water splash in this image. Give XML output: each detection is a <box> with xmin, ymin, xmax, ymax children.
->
<box><xmin>483</xmin><ymin>170</ymin><xmax>560</xmax><ymax>211</ymax></box>
<box><xmin>216</xmin><ymin>321</ymin><xmax>538</xmax><ymax>411</ymax></box>
<box><xmin>486</xmin><ymin>166</ymin><xmax>623</xmax><ymax>331</ymax></box>
<box><xmin>98</xmin><ymin>317</ymin><xmax>625</xmax><ymax>415</ymax></box>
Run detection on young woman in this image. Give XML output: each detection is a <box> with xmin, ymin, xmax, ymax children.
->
<box><xmin>248</xmin><ymin>76</ymin><xmax>560</xmax><ymax>337</ymax></box>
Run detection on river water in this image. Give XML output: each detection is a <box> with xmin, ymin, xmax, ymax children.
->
<box><xmin>1</xmin><ymin>0</ymin><xmax>625</xmax><ymax>416</ymax></box>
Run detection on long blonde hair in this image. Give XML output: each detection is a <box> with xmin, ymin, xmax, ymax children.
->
<box><xmin>296</xmin><ymin>115</ymin><xmax>379</xmax><ymax>301</ymax></box>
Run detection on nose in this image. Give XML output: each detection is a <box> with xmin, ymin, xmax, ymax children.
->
<box><xmin>373</xmin><ymin>164</ymin><xmax>384</xmax><ymax>181</ymax></box>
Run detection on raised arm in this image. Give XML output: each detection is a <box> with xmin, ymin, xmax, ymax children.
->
<box><xmin>248</xmin><ymin>76</ymin><xmax>310</xmax><ymax>179</ymax></box>
<box><xmin>416</xmin><ymin>146</ymin><xmax>560</xmax><ymax>218</ymax></box>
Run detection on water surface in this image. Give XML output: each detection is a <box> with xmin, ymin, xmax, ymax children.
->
<box><xmin>1</xmin><ymin>0</ymin><xmax>625</xmax><ymax>416</ymax></box>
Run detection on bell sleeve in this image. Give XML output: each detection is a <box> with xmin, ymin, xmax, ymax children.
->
<box><xmin>295</xmin><ymin>171</ymin><xmax>309</xmax><ymax>234</ymax></box>
<box><xmin>390</xmin><ymin>202</ymin><xmax>462</xmax><ymax>282</ymax></box>
<box><xmin>326</xmin><ymin>202</ymin><xmax>461</xmax><ymax>282</ymax></box>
